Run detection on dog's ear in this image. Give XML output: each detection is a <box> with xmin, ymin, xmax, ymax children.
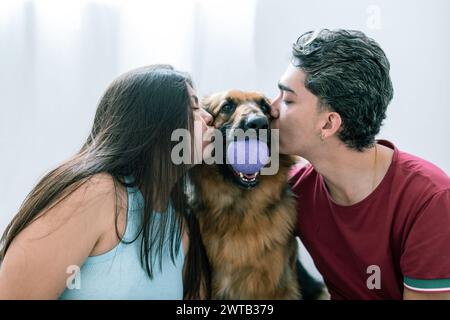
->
<box><xmin>201</xmin><ymin>95</ymin><xmax>213</xmax><ymax>110</ymax></box>
<box><xmin>260</xmin><ymin>95</ymin><xmax>272</xmax><ymax>106</ymax></box>
<box><xmin>201</xmin><ymin>93</ymin><xmax>222</xmax><ymax>113</ymax></box>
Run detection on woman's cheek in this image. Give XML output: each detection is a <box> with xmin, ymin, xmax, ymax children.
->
<box><xmin>202</xmin><ymin>125</ymin><xmax>215</xmax><ymax>153</ymax></box>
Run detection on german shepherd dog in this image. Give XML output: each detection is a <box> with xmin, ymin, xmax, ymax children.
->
<box><xmin>190</xmin><ymin>90</ymin><xmax>309</xmax><ymax>299</ymax></box>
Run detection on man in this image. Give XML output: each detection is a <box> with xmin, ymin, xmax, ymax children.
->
<box><xmin>270</xmin><ymin>29</ymin><xmax>450</xmax><ymax>300</ymax></box>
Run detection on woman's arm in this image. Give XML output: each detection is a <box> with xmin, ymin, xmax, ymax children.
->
<box><xmin>0</xmin><ymin>173</ymin><xmax>116</xmax><ymax>299</ymax></box>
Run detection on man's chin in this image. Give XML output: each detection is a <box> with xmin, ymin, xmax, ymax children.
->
<box><xmin>278</xmin><ymin>141</ymin><xmax>289</xmax><ymax>155</ymax></box>
<box><xmin>278</xmin><ymin>144</ymin><xmax>300</xmax><ymax>157</ymax></box>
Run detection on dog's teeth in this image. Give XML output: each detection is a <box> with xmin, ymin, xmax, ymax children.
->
<box><xmin>236</xmin><ymin>171</ymin><xmax>259</xmax><ymax>183</ymax></box>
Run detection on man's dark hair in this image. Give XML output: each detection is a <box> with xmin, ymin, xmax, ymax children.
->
<box><xmin>292</xmin><ymin>29</ymin><xmax>393</xmax><ymax>151</ymax></box>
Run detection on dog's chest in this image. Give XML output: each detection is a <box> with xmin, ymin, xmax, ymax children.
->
<box><xmin>195</xmin><ymin>199</ymin><xmax>296</xmax><ymax>264</ymax></box>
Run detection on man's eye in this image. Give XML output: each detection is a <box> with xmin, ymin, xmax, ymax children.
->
<box><xmin>220</xmin><ymin>102</ymin><xmax>235</xmax><ymax>114</ymax></box>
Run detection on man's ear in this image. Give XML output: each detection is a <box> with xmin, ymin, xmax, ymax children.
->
<box><xmin>321</xmin><ymin>111</ymin><xmax>342</xmax><ymax>139</ymax></box>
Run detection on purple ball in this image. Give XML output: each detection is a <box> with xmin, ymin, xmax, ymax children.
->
<box><xmin>226</xmin><ymin>139</ymin><xmax>269</xmax><ymax>174</ymax></box>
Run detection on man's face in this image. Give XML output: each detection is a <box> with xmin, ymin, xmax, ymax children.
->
<box><xmin>270</xmin><ymin>64</ymin><xmax>325</xmax><ymax>157</ymax></box>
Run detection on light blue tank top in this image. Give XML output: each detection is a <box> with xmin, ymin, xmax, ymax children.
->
<box><xmin>59</xmin><ymin>176</ymin><xmax>185</xmax><ymax>300</ymax></box>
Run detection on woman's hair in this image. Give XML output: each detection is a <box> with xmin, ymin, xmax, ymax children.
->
<box><xmin>0</xmin><ymin>64</ymin><xmax>211</xmax><ymax>299</ymax></box>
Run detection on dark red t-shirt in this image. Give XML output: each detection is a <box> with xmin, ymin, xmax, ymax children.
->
<box><xmin>289</xmin><ymin>140</ymin><xmax>450</xmax><ymax>299</ymax></box>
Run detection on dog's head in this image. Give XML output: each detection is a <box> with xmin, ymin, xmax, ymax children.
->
<box><xmin>202</xmin><ymin>90</ymin><xmax>273</xmax><ymax>189</ymax></box>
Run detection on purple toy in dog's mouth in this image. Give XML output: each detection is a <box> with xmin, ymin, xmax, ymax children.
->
<box><xmin>226</xmin><ymin>139</ymin><xmax>269</xmax><ymax>183</ymax></box>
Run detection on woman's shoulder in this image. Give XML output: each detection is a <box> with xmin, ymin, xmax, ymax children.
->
<box><xmin>84</xmin><ymin>172</ymin><xmax>117</xmax><ymax>195</ymax></box>
<box><xmin>34</xmin><ymin>172</ymin><xmax>128</xmax><ymax>257</ymax></box>
<box><xmin>34</xmin><ymin>172</ymin><xmax>124</xmax><ymax>239</ymax></box>
<box><xmin>0</xmin><ymin>172</ymin><xmax>124</xmax><ymax>298</ymax></box>
<box><xmin>59</xmin><ymin>173</ymin><xmax>118</xmax><ymax>216</ymax></box>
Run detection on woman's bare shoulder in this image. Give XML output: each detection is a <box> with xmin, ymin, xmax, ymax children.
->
<box><xmin>0</xmin><ymin>172</ymin><xmax>121</xmax><ymax>299</ymax></box>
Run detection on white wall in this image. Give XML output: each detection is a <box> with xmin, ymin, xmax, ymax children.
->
<box><xmin>1</xmin><ymin>0</ymin><xmax>449</xmax><ymax>281</ymax></box>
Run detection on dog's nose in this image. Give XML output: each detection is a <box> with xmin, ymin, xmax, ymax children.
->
<box><xmin>244</xmin><ymin>115</ymin><xmax>269</xmax><ymax>131</ymax></box>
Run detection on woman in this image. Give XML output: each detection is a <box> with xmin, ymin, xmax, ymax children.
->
<box><xmin>0</xmin><ymin>64</ymin><xmax>213</xmax><ymax>299</ymax></box>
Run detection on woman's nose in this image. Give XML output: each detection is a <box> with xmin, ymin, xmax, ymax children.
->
<box><xmin>201</xmin><ymin>109</ymin><xmax>213</xmax><ymax>126</ymax></box>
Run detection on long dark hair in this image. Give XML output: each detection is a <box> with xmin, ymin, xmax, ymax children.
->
<box><xmin>0</xmin><ymin>64</ymin><xmax>210</xmax><ymax>299</ymax></box>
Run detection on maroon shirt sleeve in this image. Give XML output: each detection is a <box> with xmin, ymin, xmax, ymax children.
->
<box><xmin>400</xmin><ymin>189</ymin><xmax>450</xmax><ymax>280</ymax></box>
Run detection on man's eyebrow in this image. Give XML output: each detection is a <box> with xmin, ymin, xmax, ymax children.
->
<box><xmin>278</xmin><ymin>82</ymin><xmax>297</xmax><ymax>95</ymax></box>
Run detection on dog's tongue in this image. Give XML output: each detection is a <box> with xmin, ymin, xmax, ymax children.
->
<box><xmin>226</xmin><ymin>139</ymin><xmax>269</xmax><ymax>174</ymax></box>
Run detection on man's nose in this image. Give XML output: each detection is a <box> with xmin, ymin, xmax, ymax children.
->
<box><xmin>270</xmin><ymin>99</ymin><xmax>280</xmax><ymax>119</ymax></box>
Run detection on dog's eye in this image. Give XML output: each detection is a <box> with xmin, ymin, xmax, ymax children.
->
<box><xmin>260</xmin><ymin>104</ymin><xmax>270</xmax><ymax>113</ymax></box>
<box><xmin>259</xmin><ymin>101</ymin><xmax>271</xmax><ymax>114</ymax></box>
<box><xmin>220</xmin><ymin>102</ymin><xmax>235</xmax><ymax>114</ymax></box>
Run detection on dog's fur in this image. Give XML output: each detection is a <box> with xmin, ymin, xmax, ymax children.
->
<box><xmin>189</xmin><ymin>90</ymin><xmax>301</xmax><ymax>299</ymax></box>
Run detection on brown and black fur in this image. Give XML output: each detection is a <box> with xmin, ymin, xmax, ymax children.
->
<box><xmin>189</xmin><ymin>90</ymin><xmax>301</xmax><ymax>299</ymax></box>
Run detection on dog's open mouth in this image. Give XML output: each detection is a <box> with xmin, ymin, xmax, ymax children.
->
<box><xmin>231</xmin><ymin>166</ymin><xmax>260</xmax><ymax>182</ymax></box>
<box><xmin>223</xmin><ymin>138</ymin><xmax>269</xmax><ymax>189</ymax></box>
<box><xmin>227</xmin><ymin>164</ymin><xmax>261</xmax><ymax>188</ymax></box>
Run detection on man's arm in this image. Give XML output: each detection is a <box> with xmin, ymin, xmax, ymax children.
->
<box><xmin>400</xmin><ymin>190</ymin><xmax>450</xmax><ymax>301</ymax></box>
<box><xmin>404</xmin><ymin>287</ymin><xmax>450</xmax><ymax>300</ymax></box>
